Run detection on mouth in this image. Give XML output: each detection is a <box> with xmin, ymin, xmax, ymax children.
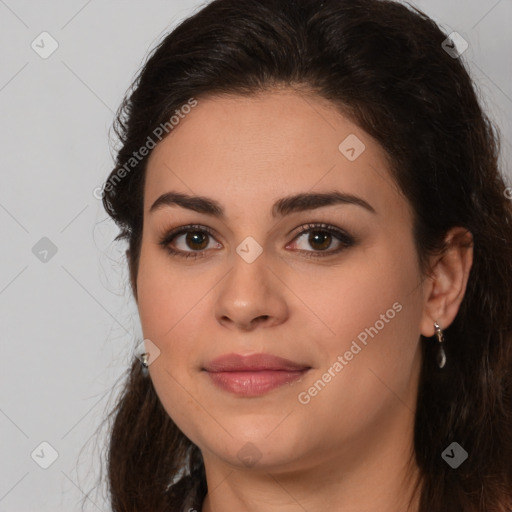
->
<box><xmin>202</xmin><ymin>353</ymin><xmax>311</xmax><ymax>397</ymax></box>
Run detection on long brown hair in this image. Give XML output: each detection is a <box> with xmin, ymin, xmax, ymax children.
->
<box><xmin>99</xmin><ymin>0</ymin><xmax>512</xmax><ymax>510</ymax></box>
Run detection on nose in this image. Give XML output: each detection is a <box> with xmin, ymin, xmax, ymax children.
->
<box><xmin>214</xmin><ymin>254</ymin><xmax>289</xmax><ymax>332</ymax></box>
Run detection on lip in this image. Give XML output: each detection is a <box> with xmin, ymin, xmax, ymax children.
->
<box><xmin>203</xmin><ymin>353</ymin><xmax>311</xmax><ymax>397</ymax></box>
<box><xmin>204</xmin><ymin>353</ymin><xmax>310</xmax><ymax>372</ymax></box>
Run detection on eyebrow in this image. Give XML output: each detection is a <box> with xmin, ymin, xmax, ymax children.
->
<box><xmin>149</xmin><ymin>190</ymin><xmax>377</xmax><ymax>218</ymax></box>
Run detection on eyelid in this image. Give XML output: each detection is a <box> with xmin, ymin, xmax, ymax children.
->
<box><xmin>158</xmin><ymin>222</ymin><xmax>355</xmax><ymax>259</ymax></box>
<box><xmin>286</xmin><ymin>223</ymin><xmax>354</xmax><ymax>256</ymax></box>
<box><xmin>158</xmin><ymin>224</ymin><xmax>219</xmax><ymax>259</ymax></box>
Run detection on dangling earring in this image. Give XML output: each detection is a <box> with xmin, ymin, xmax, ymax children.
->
<box><xmin>140</xmin><ymin>352</ymin><xmax>150</xmax><ymax>377</ymax></box>
<box><xmin>433</xmin><ymin>321</ymin><xmax>446</xmax><ymax>368</ymax></box>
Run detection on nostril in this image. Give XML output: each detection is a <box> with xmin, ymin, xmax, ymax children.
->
<box><xmin>254</xmin><ymin>315</ymin><xmax>269</xmax><ymax>325</ymax></box>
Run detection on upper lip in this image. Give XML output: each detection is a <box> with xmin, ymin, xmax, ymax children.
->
<box><xmin>203</xmin><ymin>353</ymin><xmax>310</xmax><ymax>372</ymax></box>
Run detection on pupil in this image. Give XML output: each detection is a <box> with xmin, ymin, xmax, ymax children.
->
<box><xmin>187</xmin><ymin>231</ymin><xmax>208</xmax><ymax>250</ymax></box>
<box><xmin>310</xmin><ymin>231</ymin><xmax>331</xmax><ymax>250</ymax></box>
<box><xmin>184</xmin><ymin>230</ymin><xmax>332</xmax><ymax>252</ymax></box>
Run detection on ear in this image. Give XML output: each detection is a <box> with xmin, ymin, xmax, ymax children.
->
<box><xmin>126</xmin><ymin>249</ymin><xmax>138</xmax><ymax>303</ymax></box>
<box><xmin>419</xmin><ymin>227</ymin><xmax>474</xmax><ymax>337</ymax></box>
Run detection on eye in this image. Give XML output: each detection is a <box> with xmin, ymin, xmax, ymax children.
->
<box><xmin>159</xmin><ymin>224</ymin><xmax>221</xmax><ymax>259</ymax></box>
<box><xmin>286</xmin><ymin>223</ymin><xmax>355</xmax><ymax>258</ymax></box>
<box><xmin>158</xmin><ymin>222</ymin><xmax>355</xmax><ymax>260</ymax></box>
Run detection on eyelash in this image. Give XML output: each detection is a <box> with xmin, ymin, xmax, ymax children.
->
<box><xmin>158</xmin><ymin>223</ymin><xmax>355</xmax><ymax>260</ymax></box>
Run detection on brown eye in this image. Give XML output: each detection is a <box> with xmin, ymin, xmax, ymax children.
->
<box><xmin>159</xmin><ymin>224</ymin><xmax>221</xmax><ymax>259</ymax></box>
<box><xmin>288</xmin><ymin>223</ymin><xmax>354</xmax><ymax>256</ymax></box>
<box><xmin>307</xmin><ymin>231</ymin><xmax>333</xmax><ymax>251</ymax></box>
<box><xmin>185</xmin><ymin>230</ymin><xmax>210</xmax><ymax>250</ymax></box>
<box><xmin>160</xmin><ymin>222</ymin><xmax>354</xmax><ymax>260</ymax></box>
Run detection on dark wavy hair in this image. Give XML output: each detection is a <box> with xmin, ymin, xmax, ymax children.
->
<box><xmin>99</xmin><ymin>0</ymin><xmax>512</xmax><ymax>510</ymax></box>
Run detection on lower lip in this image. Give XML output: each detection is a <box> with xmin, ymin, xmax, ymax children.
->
<box><xmin>205</xmin><ymin>369</ymin><xmax>309</xmax><ymax>396</ymax></box>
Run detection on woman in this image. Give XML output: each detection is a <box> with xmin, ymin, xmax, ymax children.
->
<box><xmin>100</xmin><ymin>0</ymin><xmax>512</xmax><ymax>510</ymax></box>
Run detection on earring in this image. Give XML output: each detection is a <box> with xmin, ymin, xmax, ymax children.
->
<box><xmin>140</xmin><ymin>352</ymin><xmax>149</xmax><ymax>377</ymax></box>
<box><xmin>433</xmin><ymin>321</ymin><xmax>446</xmax><ymax>369</ymax></box>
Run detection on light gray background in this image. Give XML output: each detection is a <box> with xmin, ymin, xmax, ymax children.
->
<box><xmin>0</xmin><ymin>1</ymin><xmax>511</xmax><ymax>511</ymax></box>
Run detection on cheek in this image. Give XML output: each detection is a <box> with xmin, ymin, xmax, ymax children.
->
<box><xmin>293</xmin><ymin>240</ymin><xmax>423</xmax><ymax>403</ymax></box>
<box><xmin>135</xmin><ymin>245</ymin><xmax>203</xmax><ymax>412</ymax></box>
<box><xmin>291</xmin><ymin>240</ymin><xmax>420</xmax><ymax>348</ymax></box>
<box><xmin>297</xmin><ymin>245</ymin><xmax>423</xmax><ymax>423</ymax></box>
<box><xmin>135</xmin><ymin>247</ymin><xmax>212</xmax><ymax>442</ymax></box>
<box><xmin>136</xmin><ymin>241</ymin><xmax>206</xmax><ymax>339</ymax></box>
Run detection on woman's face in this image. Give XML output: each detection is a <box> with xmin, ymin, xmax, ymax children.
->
<box><xmin>136</xmin><ymin>89</ymin><xmax>430</xmax><ymax>473</ymax></box>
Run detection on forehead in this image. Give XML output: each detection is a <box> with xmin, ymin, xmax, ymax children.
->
<box><xmin>143</xmin><ymin>89</ymin><xmax>406</xmax><ymax>220</ymax></box>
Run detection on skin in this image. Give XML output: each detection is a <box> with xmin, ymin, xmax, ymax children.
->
<box><xmin>134</xmin><ymin>88</ymin><xmax>473</xmax><ymax>512</ymax></box>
